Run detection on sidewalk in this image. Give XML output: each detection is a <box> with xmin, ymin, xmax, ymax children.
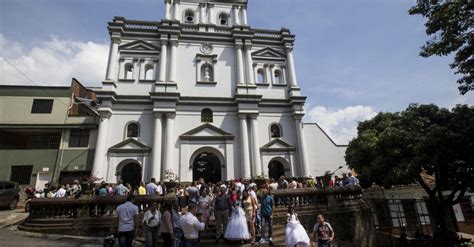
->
<box><xmin>0</xmin><ymin>209</ymin><xmax>28</xmax><ymax>229</ymax></box>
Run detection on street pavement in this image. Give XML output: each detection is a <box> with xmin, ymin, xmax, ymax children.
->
<box><xmin>0</xmin><ymin>227</ymin><xmax>103</xmax><ymax>247</ymax></box>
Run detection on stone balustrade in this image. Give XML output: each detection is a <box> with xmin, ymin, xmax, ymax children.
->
<box><xmin>19</xmin><ymin>187</ymin><xmax>375</xmax><ymax>246</ymax></box>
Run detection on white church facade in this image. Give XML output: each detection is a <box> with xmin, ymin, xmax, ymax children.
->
<box><xmin>91</xmin><ymin>0</ymin><xmax>347</xmax><ymax>186</ymax></box>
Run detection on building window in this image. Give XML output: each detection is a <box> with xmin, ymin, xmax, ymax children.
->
<box><xmin>31</xmin><ymin>99</ymin><xmax>54</xmax><ymax>114</ymax></box>
<box><xmin>185</xmin><ymin>10</ymin><xmax>195</xmax><ymax>23</ymax></box>
<box><xmin>28</xmin><ymin>135</ymin><xmax>60</xmax><ymax>149</ymax></box>
<box><xmin>218</xmin><ymin>13</ymin><xmax>228</xmax><ymax>26</ymax></box>
<box><xmin>201</xmin><ymin>64</ymin><xmax>214</xmax><ymax>82</ymax></box>
<box><xmin>69</xmin><ymin>129</ymin><xmax>90</xmax><ymax>148</ymax></box>
<box><xmin>257</xmin><ymin>69</ymin><xmax>266</xmax><ymax>83</ymax></box>
<box><xmin>126</xmin><ymin>123</ymin><xmax>139</xmax><ymax>138</ymax></box>
<box><xmin>125</xmin><ymin>63</ymin><xmax>134</xmax><ymax>79</ymax></box>
<box><xmin>270</xmin><ymin>124</ymin><xmax>281</xmax><ymax>138</ymax></box>
<box><xmin>274</xmin><ymin>70</ymin><xmax>282</xmax><ymax>84</ymax></box>
<box><xmin>145</xmin><ymin>64</ymin><xmax>154</xmax><ymax>80</ymax></box>
<box><xmin>10</xmin><ymin>165</ymin><xmax>33</xmax><ymax>185</ymax></box>
<box><xmin>201</xmin><ymin>108</ymin><xmax>213</xmax><ymax>123</ymax></box>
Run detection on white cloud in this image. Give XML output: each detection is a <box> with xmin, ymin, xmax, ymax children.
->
<box><xmin>305</xmin><ymin>105</ymin><xmax>377</xmax><ymax>145</ymax></box>
<box><xmin>0</xmin><ymin>34</ymin><xmax>108</xmax><ymax>86</ymax></box>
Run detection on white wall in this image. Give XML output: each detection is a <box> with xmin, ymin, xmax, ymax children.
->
<box><xmin>302</xmin><ymin>123</ymin><xmax>348</xmax><ymax>177</ymax></box>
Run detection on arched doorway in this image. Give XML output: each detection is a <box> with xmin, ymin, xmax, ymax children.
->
<box><xmin>192</xmin><ymin>152</ymin><xmax>221</xmax><ymax>183</ymax></box>
<box><xmin>120</xmin><ymin>162</ymin><xmax>142</xmax><ymax>188</ymax></box>
<box><xmin>268</xmin><ymin>160</ymin><xmax>285</xmax><ymax>180</ymax></box>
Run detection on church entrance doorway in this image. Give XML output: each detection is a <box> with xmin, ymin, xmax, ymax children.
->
<box><xmin>192</xmin><ymin>152</ymin><xmax>221</xmax><ymax>183</ymax></box>
<box><xmin>268</xmin><ymin>160</ymin><xmax>285</xmax><ymax>180</ymax></box>
<box><xmin>120</xmin><ymin>162</ymin><xmax>141</xmax><ymax>188</ymax></box>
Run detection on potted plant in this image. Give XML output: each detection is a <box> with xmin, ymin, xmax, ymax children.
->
<box><xmin>253</xmin><ymin>173</ymin><xmax>267</xmax><ymax>188</ymax></box>
<box><xmin>80</xmin><ymin>175</ymin><xmax>102</xmax><ymax>196</ymax></box>
<box><xmin>163</xmin><ymin>169</ymin><xmax>179</xmax><ymax>190</ymax></box>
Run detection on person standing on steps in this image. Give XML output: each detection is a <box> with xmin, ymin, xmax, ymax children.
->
<box><xmin>259</xmin><ymin>188</ymin><xmax>274</xmax><ymax>244</ymax></box>
<box><xmin>213</xmin><ymin>186</ymin><xmax>231</xmax><ymax>240</ymax></box>
<box><xmin>159</xmin><ymin>202</ymin><xmax>176</xmax><ymax>247</ymax></box>
<box><xmin>180</xmin><ymin>203</ymin><xmax>205</xmax><ymax>247</ymax></box>
<box><xmin>312</xmin><ymin>214</ymin><xmax>334</xmax><ymax>247</ymax></box>
<box><xmin>116</xmin><ymin>195</ymin><xmax>139</xmax><ymax>247</ymax></box>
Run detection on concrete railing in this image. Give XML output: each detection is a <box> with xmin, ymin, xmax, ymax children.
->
<box><xmin>20</xmin><ymin>187</ymin><xmax>375</xmax><ymax>246</ymax></box>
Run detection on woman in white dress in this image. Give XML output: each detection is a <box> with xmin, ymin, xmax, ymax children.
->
<box><xmin>285</xmin><ymin>206</ymin><xmax>310</xmax><ymax>247</ymax></box>
<box><xmin>224</xmin><ymin>200</ymin><xmax>250</xmax><ymax>241</ymax></box>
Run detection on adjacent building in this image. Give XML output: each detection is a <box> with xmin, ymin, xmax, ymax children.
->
<box><xmin>0</xmin><ymin>79</ymin><xmax>98</xmax><ymax>189</ymax></box>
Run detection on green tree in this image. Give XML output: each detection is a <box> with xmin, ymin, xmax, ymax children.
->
<box><xmin>409</xmin><ymin>1</ymin><xmax>474</xmax><ymax>94</ymax></box>
<box><xmin>346</xmin><ymin>104</ymin><xmax>474</xmax><ymax>236</ymax></box>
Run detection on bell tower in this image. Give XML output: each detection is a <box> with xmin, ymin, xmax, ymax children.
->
<box><xmin>163</xmin><ymin>0</ymin><xmax>248</xmax><ymax>26</ymax></box>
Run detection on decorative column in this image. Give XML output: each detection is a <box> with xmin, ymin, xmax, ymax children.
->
<box><xmin>199</xmin><ymin>3</ymin><xmax>206</xmax><ymax>24</ymax></box>
<box><xmin>208</xmin><ymin>4</ymin><xmax>214</xmax><ymax>25</ymax></box>
<box><xmin>168</xmin><ymin>41</ymin><xmax>178</xmax><ymax>82</ymax></box>
<box><xmin>294</xmin><ymin>115</ymin><xmax>309</xmax><ymax>176</ymax></box>
<box><xmin>265</xmin><ymin>64</ymin><xmax>271</xmax><ymax>84</ymax></box>
<box><xmin>249</xmin><ymin>115</ymin><xmax>262</xmax><ymax>177</ymax></box>
<box><xmin>133</xmin><ymin>58</ymin><xmax>139</xmax><ymax>82</ymax></box>
<box><xmin>91</xmin><ymin>111</ymin><xmax>112</xmax><ymax>180</ymax></box>
<box><xmin>241</xmin><ymin>6</ymin><xmax>248</xmax><ymax>25</ymax></box>
<box><xmin>151</xmin><ymin>113</ymin><xmax>163</xmax><ymax>180</ymax></box>
<box><xmin>235</xmin><ymin>44</ymin><xmax>245</xmax><ymax>85</ymax></box>
<box><xmin>232</xmin><ymin>5</ymin><xmax>240</xmax><ymax>25</ymax></box>
<box><xmin>105</xmin><ymin>37</ymin><xmax>120</xmax><ymax>81</ymax></box>
<box><xmin>244</xmin><ymin>44</ymin><xmax>255</xmax><ymax>84</ymax></box>
<box><xmin>163</xmin><ymin>113</ymin><xmax>175</xmax><ymax>180</ymax></box>
<box><xmin>158</xmin><ymin>41</ymin><xmax>168</xmax><ymax>82</ymax></box>
<box><xmin>281</xmin><ymin>66</ymin><xmax>288</xmax><ymax>85</ymax></box>
<box><xmin>239</xmin><ymin>114</ymin><xmax>251</xmax><ymax>179</ymax></box>
<box><xmin>165</xmin><ymin>0</ymin><xmax>172</xmax><ymax>20</ymax></box>
<box><xmin>286</xmin><ymin>47</ymin><xmax>298</xmax><ymax>87</ymax></box>
<box><xmin>173</xmin><ymin>2</ymin><xmax>180</xmax><ymax>21</ymax></box>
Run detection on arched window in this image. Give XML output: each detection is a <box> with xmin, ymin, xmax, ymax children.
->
<box><xmin>201</xmin><ymin>108</ymin><xmax>213</xmax><ymax>123</ymax></box>
<box><xmin>218</xmin><ymin>13</ymin><xmax>228</xmax><ymax>26</ymax></box>
<box><xmin>201</xmin><ymin>64</ymin><xmax>214</xmax><ymax>82</ymax></box>
<box><xmin>257</xmin><ymin>69</ymin><xmax>266</xmax><ymax>84</ymax></box>
<box><xmin>185</xmin><ymin>10</ymin><xmax>195</xmax><ymax>23</ymax></box>
<box><xmin>270</xmin><ymin>124</ymin><xmax>281</xmax><ymax>138</ymax></box>
<box><xmin>274</xmin><ymin>70</ymin><xmax>281</xmax><ymax>84</ymax></box>
<box><xmin>125</xmin><ymin>63</ymin><xmax>134</xmax><ymax>79</ymax></box>
<box><xmin>126</xmin><ymin>123</ymin><xmax>139</xmax><ymax>138</ymax></box>
<box><xmin>145</xmin><ymin>64</ymin><xmax>154</xmax><ymax>80</ymax></box>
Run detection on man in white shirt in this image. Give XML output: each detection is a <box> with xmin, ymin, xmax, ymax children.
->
<box><xmin>179</xmin><ymin>203</ymin><xmax>205</xmax><ymax>247</ymax></box>
<box><xmin>54</xmin><ymin>185</ymin><xmax>66</xmax><ymax>198</ymax></box>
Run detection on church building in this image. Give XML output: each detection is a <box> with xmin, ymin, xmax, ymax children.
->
<box><xmin>92</xmin><ymin>0</ymin><xmax>347</xmax><ymax>186</ymax></box>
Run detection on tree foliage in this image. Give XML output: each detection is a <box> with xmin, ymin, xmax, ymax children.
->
<box><xmin>346</xmin><ymin>104</ymin><xmax>474</xmax><ymax>234</ymax></box>
<box><xmin>409</xmin><ymin>1</ymin><xmax>474</xmax><ymax>94</ymax></box>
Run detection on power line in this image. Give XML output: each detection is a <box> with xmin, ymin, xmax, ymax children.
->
<box><xmin>0</xmin><ymin>55</ymin><xmax>71</xmax><ymax>107</ymax></box>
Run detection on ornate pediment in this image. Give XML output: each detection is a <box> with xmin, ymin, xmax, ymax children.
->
<box><xmin>119</xmin><ymin>40</ymin><xmax>160</xmax><ymax>54</ymax></box>
<box><xmin>108</xmin><ymin>138</ymin><xmax>151</xmax><ymax>153</ymax></box>
<box><xmin>180</xmin><ymin>123</ymin><xmax>234</xmax><ymax>141</ymax></box>
<box><xmin>252</xmin><ymin>47</ymin><xmax>286</xmax><ymax>62</ymax></box>
<box><xmin>260</xmin><ymin>138</ymin><xmax>295</xmax><ymax>152</ymax></box>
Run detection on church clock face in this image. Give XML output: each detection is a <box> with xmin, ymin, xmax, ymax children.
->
<box><xmin>201</xmin><ymin>43</ymin><xmax>213</xmax><ymax>54</ymax></box>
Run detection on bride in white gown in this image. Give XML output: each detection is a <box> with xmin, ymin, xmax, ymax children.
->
<box><xmin>285</xmin><ymin>206</ymin><xmax>310</xmax><ymax>247</ymax></box>
<box><xmin>224</xmin><ymin>201</ymin><xmax>250</xmax><ymax>241</ymax></box>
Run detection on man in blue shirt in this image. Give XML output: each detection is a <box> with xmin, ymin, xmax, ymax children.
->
<box><xmin>146</xmin><ymin>178</ymin><xmax>159</xmax><ymax>195</ymax></box>
<box><xmin>259</xmin><ymin>188</ymin><xmax>274</xmax><ymax>243</ymax></box>
<box><xmin>116</xmin><ymin>195</ymin><xmax>139</xmax><ymax>247</ymax></box>
<box><xmin>115</xmin><ymin>180</ymin><xmax>130</xmax><ymax>196</ymax></box>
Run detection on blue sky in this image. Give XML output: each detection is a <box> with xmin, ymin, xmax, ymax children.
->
<box><xmin>1</xmin><ymin>0</ymin><xmax>472</xmax><ymax>144</ymax></box>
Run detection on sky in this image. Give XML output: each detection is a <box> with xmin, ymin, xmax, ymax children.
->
<box><xmin>1</xmin><ymin>0</ymin><xmax>472</xmax><ymax>144</ymax></box>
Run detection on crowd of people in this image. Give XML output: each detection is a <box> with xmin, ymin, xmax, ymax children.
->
<box><xmin>114</xmin><ymin>175</ymin><xmax>346</xmax><ymax>247</ymax></box>
<box><xmin>27</xmin><ymin>173</ymin><xmax>358</xmax><ymax>246</ymax></box>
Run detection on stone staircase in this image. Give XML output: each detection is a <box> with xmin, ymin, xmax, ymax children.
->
<box><xmin>144</xmin><ymin>218</ymin><xmax>287</xmax><ymax>246</ymax></box>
